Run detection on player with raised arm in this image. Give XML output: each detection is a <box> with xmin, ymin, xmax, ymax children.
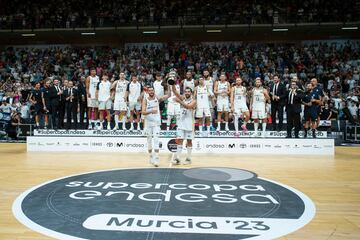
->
<box><xmin>250</xmin><ymin>77</ymin><xmax>270</xmax><ymax>137</ymax></box>
<box><xmin>230</xmin><ymin>77</ymin><xmax>250</xmax><ymax>136</ymax></box>
<box><xmin>171</xmin><ymin>84</ymin><xmax>197</xmax><ymax>165</ymax></box>
<box><xmin>166</xmin><ymin>81</ymin><xmax>181</xmax><ymax>131</ymax></box>
<box><xmin>141</xmin><ymin>86</ymin><xmax>170</xmax><ymax>167</ymax></box>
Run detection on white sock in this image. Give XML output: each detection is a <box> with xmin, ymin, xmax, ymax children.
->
<box><xmin>225</xmin><ymin>122</ymin><xmax>228</xmax><ymax>129</ymax></box>
<box><xmin>176</xmin><ymin>145</ymin><xmax>182</xmax><ymax>159</ymax></box>
<box><xmin>199</xmin><ymin>125</ymin><xmax>203</xmax><ymax>132</ymax></box>
<box><xmin>187</xmin><ymin>147</ymin><xmax>192</xmax><ymax>159</ymax></box>
<box><xmin>131</xmin><ymin>122</ymin><xmax>134</xmax><ymax>129</ymax></box>
<box><xmin>114</xmin><ymin>115</ymin><xmax>119</xmax><ymax>125</ymax></box>
<box><xmin>217</xmin><ymin>122</ymin><xmax>221</xmax><ymax>128</ymax></box>
<box><xmin>206</xmin><ymin>126</ymin><xmax>210</xmax><ymax>133</ymax></box>
<box><xmin>121</xmin><ymin>115</ymin><xmax>126</xmax><ymax>129</ymax></box>
<box><xmin>234</xmin><ymin>116</ymin><xmax>239</xmax><ymax>132</ymax></box>
<box><xmin>262</xmin><ymin>122</ymin><xmax>267</xmax><ymax>132</ymax></box>
<box><xmin>254</xmin><ymin>122</ymin><xmax>259</xmax><ymax>134</ymax></box>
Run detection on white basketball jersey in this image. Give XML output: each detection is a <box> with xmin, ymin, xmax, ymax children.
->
<box><xmin>97</xmin><ymin>81</ymin><xmax>111</xmax><ymax>101</ymax></box>
<box><xmin>114</xmin><ymin>80</ymin><xmax>128</xmax><ymax>102</ymax></box>
<box><xmin>183</xmin><ymin>79</ymin><xmax>195</xmax><ymax>92</ymax></box>
<box><xmin>196</xmin><ymin>85</ymin><xmax>210</xmax><ymax>108</ymax></box>
<box><xmin>252</xmin><ymin>88</ymin><xmax>266</xmax><ymax>110</ymax></box>
<box><xmin>128</xmin><ymin>81</ymin><xmax>142</xmax><ymax>102</ymax></box>
<box><xmin>145</xmin><ymin>97</ymin><xmax>161</xmax><ymax>126</ymax></box>
<box><xmin>178</xmin><ymin>97</ymin><xmax>194</xmax><ymax>131</ymax></box>
<box><xmin>89</xmin><ymin>75</ymin><xmax>99</xmax><ymax>99</ymax></box>
<box><xmin>234</xmin><ymin>86</ymin><xmax>247</xmax><ymax>105</ymax></box>
<box><xmin>217</xmin><ymin>81</ymin><xmax>229</xmax><ymax>100</ymax></box>
<box><xmin>204</xmin><ymin>77</ymin><xmax>214</xmax><ymax>91</ymax></box>
<box><xmin>153</xmin><ymin>80</ymin><xmax>164</xmax><ymax>98</ymax></box>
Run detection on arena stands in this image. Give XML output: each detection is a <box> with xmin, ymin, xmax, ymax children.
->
<box><xmin>0</xmin><ymin>0</ymin><xmax>359</xmax><ymax>29</ymax></box>
<box><xmin>0</xmin><ymin>42</ymin><xmax>358</xmax><ymax>141</ymax></box>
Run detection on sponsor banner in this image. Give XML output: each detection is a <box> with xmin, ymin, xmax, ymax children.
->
<box><xmin>34</xmin><ymin>129</ymin><xmax>328</xmax><ymax>138</ymax></box>
<box><xmin>27</xmin><ymin>136</ymin><xmax>335</xmax><ymax>155</ymax></box>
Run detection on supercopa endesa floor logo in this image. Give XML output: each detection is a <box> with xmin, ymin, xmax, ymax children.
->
<box><xmin>13</xmin><ymin>168</ymin><xmax>316</xmax><ymax>240</ymax></box>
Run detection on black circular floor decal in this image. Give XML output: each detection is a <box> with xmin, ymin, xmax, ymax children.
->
<box><xmin>13</xmin><ymin>168</ymin><xmax>315</xmax><ymax>240</ymax></box>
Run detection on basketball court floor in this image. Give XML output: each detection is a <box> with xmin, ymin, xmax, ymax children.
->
<box><xmin>0</xmin><ymin>143</ymin><xmax>359</xmax><ymax>239</ymax></box>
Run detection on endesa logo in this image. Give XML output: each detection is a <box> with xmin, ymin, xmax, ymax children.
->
<box><xmin>13</xmin><ymin>168</ymin><xmax>315</xmax><ymax>240</ymax></box>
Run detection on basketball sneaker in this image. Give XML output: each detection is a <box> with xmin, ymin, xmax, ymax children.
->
<box><xmin>172</xmin><ymin>158</ymin><xmax>180</xmax><ymax>165</ymax></box>
<box><xmin>183</xmin><ymin>158</ymin><xmax>192</xmax><ymax>165</ymax></box>
<box><xmin>241</xmin><ymin>124</ymin><xmax>248</xmax><ymax>133</ymax></box>
<box><xmin>152</xmin><ymin>156</ymin><xmax>159</xmax><ymax>167</ymax></box>
<box><xmin>113</xmin><ymin>124</ymin><xmax>119</xmax><ymax>130</ymax></box>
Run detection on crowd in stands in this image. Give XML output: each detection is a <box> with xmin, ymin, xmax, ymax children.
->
<box><xmin>0</xmin><ymin>0</ymin><xmax>359</xmax><ymax>29</ymax></box>
<box><xmin>0</xmin><ymin>41</ymin><xmax>359</xmax><ymax>137</ymax></box>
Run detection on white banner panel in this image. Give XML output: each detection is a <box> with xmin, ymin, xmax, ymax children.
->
<box><xmin>27</xmin><ymin>136</ymin><xmax>334</xmax><ymax>155</ymax></box>
<box><xmin>33</xmin><ymin>129</ymin><xmax>329</xmax><ymax>138</ymax></box>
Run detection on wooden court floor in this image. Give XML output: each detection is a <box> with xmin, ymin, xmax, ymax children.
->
<box><xmin>0</xmin><ymin>143</ymin><xmax>359</xmax><ymax>240</ymax></box>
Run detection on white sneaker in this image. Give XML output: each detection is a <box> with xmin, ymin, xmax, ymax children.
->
<box><xmin>129</xmin><ymin>125</ymin><xmax>134</xmax><ymax>131</ymax></box>
<box><xmin>225</xmin><ymin>126</ymin><xmax>229</xmax><ymax>131</ymax></box>
<box><xmin>88</xmin><ymin>124</ymin><xmax>92</xmax><ymax>130</ymax></box>
<box><xmin>183</xmin><ymin>158</ymin><xmax>191</xmax><ymax>165</ymax></box>
<box><xmin>172</xmin><ymin>158</ymin><xmax>180</xmax><ymax>165</ymax></box>
<box><xmin>113</xmin><ymin>125</ymin><xmax>119</xmax><ymax>130</ymax></box>
<box><xmin>98</xmin><ymin>124</ymin><xmax>103</xmax><ymax>130</ymax></box>
<box><xmin>216</xmin><ymin>127</ymin><xmax>221</xmax><ymax>132</ymax></box>
<box><xmin>152</xmin><ymin>156</ymin><xmax>159</xmax><ymax>167</ymax></box>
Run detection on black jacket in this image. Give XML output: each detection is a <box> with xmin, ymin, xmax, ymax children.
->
<box><xmin>77</xmin><ymin>81</ymin><xmax>87</xmax><ymax>103</ymax></box>
<box><xmin>64</xmin><ymin>87</ymin><xmax>79</xmax><ymax>104</ymax></box>
<box><xmin>270</xmin><ymin>82</ymin><xmax>287</xmax><ymax>105</ymax></box>
<box><xmin>49</xmin><ymin>85</ymin><xmax>62</xmax><ymax>105</ymax></box>
<box><xmin>286</xmin><ymin>89</ymin><xmax>304</xmax><ymax>113</ymax></box>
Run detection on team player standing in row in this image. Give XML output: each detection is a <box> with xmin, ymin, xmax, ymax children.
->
<box><xmin>84</xmin><ymin>69</ymin><xmax>272</xmax><ymax>137</ymax></box>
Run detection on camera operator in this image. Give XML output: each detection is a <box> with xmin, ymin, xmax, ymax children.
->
<box><xmin>6</xmin><ymin>112</ymin><xmax>24</xmax><ymax>140</ymax></box>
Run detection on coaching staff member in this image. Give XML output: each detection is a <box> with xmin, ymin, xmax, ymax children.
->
<box><xmin>286</xmin><ymin>80</ymin><xmax>304</xmax><ymax>138</ymax></box>
<box><xmin>270</xmin><ymin>75</ymin><xmax>287</xmax><ymax>131</ymax></box>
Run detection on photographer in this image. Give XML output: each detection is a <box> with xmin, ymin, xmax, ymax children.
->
<box><xmin>6</xmin><ymin>112</ymin><xmax>24</xmax><ymax>140</ymax></box>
